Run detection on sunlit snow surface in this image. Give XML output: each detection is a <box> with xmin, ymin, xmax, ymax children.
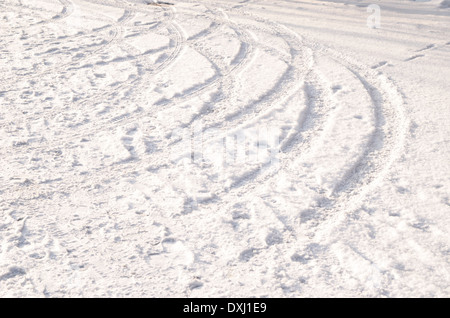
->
<box><xmin>0</xmin><ymin>0</ymin><xmax>449</xmax><ymax>297</ymax></box>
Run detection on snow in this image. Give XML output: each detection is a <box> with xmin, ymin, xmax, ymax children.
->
<box><xmin>0</xmin><ymin>0</ymin><xmax>449</xmax><ymax>297</ymax></box>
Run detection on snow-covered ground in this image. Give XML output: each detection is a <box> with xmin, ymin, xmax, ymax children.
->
<box><xmin>0</xmin><ymin>0</ymin><xmax>449</xmax><ymax>297</ymax></box>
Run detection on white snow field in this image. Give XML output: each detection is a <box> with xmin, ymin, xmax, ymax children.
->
<box><xmin>0</xmin><ymin>0</ymin><xmax>449</xmax><ymax>297</ymax></box>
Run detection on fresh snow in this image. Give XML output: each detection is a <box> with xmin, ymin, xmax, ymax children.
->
<box><xmin>0</xmin><ymin>0</ymin><xmax>449</xmax><ymax>297</ymax></box>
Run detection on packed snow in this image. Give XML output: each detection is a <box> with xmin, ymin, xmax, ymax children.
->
<box><xmin>0</xmin><ymin>0</ymin><xmax>449</xmax><ymax>297</ymax></box>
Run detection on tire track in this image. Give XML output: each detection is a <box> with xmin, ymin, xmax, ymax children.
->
<box><xmin>2</xmin><ymin>1</ymin><xmax>408</xmax><ymax>226</ymax></box>
<box><xmin>152</xmin><ymin>3</ymin><xmax>408</xmax><ymax>240</ymax></box>
<box><xmin>123</xmin><ymin>4</ymin><xmax>311</xmax><ymax>177</ymax></box>
<box><xmin>118</xmin><ymin>6</ymin><xmax>321</xmax><ymax>210</ymax></box>
<box><xmin>79</xmin><ymin>4</ymin><xmax>313</xmax><ymax>185</ymax></box>
<box><xmin>240</xmin><ymin>8</ymin><xmax>407</xmax><ymax>214</ymax></box>
<box><xmin>2</xmin><ymin>3</ymin><xmax>303</xmax><ymax>199</ymax></box>
<box><xmin>147</xmin><ymin>7</ymin><xmax>257</xmax><ymax>112</ymax></box>
<box><xmin>156</xmin><ymin>6</ymin><xmax>309</xmax><ymax>136</ymax></box>
<box><xmin>123</xmin><ymin>3</ymin><xmax>295</xmax><ymax>131</ymax></box>
<box><xmin>303</xmin><ymin>43</ymin><xmax>408</xmax><ymax>217</ymax></box>
<box><xmin>184</xmin><ymin>52</ymin><xmax>333</xmax><ymax>203</ymax></box>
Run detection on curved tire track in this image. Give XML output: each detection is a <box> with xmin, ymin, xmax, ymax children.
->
<box><xmin>2</xmin><ymin>1</ymin><xmax>408</xmax><ymax>227</ymax></box>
